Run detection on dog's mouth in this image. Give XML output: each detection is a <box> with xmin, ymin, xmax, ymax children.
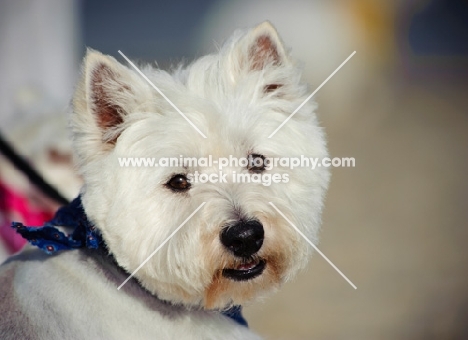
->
<box><xmin>222</xmin><ymin>258</ymin><xmax>266</xmax><ymax>281</ymax></box>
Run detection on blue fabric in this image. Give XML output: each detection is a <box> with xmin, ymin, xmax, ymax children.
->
<box><xmin>12</xmin><ymin>196</ymin><xmax>248</xmax><ymax>327</ymax></box>
<box><xmin>221</xmin><ymin>305</ymin><xmax>248</xmax><ymax>327</ymax></box>
<box><xmin>12</xmin><ymin>196</ymin><xmax>102</xmax><ymax>254</ymax></box>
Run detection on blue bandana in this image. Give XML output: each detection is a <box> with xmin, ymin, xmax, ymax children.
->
<box><xmin>12</xmin><ymin>196</ymin><xmax>102</xmax><ymax>254</ymax></box>
<box><xmin>11</xmin><ymin>196</ymin><xmax>248</xmax><ymax>327</ymax></box>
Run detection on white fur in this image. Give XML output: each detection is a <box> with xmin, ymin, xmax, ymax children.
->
<box><xmin>1</xmin><ymin>21</ymin><xmax>329</xmax><ymax>339</ymax></box>
<box><xmin>72</xmin><ymin>21</ymin><xmax>329</xmax><ymax>309</ymax></box>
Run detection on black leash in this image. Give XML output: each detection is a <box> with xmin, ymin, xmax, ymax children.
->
<box><xmin>0</xmin><ymin>131</ymin><xmax>69</xmax><ymax>206</ymax></box>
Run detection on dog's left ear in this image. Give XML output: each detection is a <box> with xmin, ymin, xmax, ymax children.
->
<box><xmin>228</xmin><ymin>21</ymin><xmax>292</xmax><ymax>93</ymax></box>
<box><xmin>229</xmin><ymin>21</ymin><xmax>290</xmax><ymax>70</ymax></box>
<box><xmin>244</xmin><ymin>21</ymin><xmax>288</xmax><ymax>71</ymax></box>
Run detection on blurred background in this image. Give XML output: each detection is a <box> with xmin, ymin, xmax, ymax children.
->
<box><xmin>1</xmin><ymin>0</ymin><xmax>467</xmax><ymax>339</ymax></box>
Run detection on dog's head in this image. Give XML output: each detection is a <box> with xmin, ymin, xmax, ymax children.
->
<box><xmin>72</xmin><ymin>22</ymin><xmax>329</xmax><ymax>309</ymax></box>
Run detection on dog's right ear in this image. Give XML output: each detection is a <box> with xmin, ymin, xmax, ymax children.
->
<box><xmin>72</xmin><ymin>49</ymin><xmax>152</xmax><ymax>162</ymax></box>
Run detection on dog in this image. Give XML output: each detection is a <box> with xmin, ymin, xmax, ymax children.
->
<box><xmin>0</xmin><ymin>21</ymin><xmax>329</xmax><ymax>339</ymax></box>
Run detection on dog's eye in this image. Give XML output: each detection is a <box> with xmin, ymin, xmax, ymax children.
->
<box><xmin>166</xmin><ymin>174</ymin><xmax>191</xmax><ymax>192</ymax></box>
<box><xmin>248</xmin><ymin>154</ymin><xmax>266</xmax><ymax>173</ymax></box>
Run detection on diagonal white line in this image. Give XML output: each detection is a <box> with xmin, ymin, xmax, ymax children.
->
<box><xmin>117</xmin><ymin>202</ymin><xmax>206</xmax><ymax>290</ymax></box>
<box><xmin>118</xmin><ymin>50</ymin><xmax>207</xmax><ymax>138</ymax></box>
<box><xmin>268</xmin><ymin>51</ymin><xmax>356</xmax><ymax>138</ymax></box>
<box><xmin>269</xmin><ymin>202</ymin><xmax>357</xmax><ymax>289</ymax></box>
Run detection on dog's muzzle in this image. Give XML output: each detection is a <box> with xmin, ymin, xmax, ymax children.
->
<box><xmin>220</xmin><ymin>220</ymin><xmax>266</xmax><ymax>281</ymax></box>
<box><xmin>221</xmin><ymin>220</ymin><xmax>264</xmax><ymax>257</ymax></box>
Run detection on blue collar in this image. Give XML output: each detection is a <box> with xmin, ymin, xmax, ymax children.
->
<box><xmin>12</xmin><ymin>196</ymin><xmax>248</xmax><ymax>327</ymax></box>
<box><xmin>12</xmin><ymin>196</ymin><xmax>102</xmax><ymax>254</ymax></box>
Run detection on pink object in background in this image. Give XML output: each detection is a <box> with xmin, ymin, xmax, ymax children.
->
<box><xmin>0</xmin><ymin>180</ymin><xmax>54</xmax><ymax>253</ymax></box>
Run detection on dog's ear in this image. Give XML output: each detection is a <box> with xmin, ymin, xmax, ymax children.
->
<box><xmin>230</xmin><ymin>21</ymin><xmax>289</xmax><ymax>70</ymax></box>
<box><xmin>72</xmin><ymin>49</ymin><xmax>151</xmax><ymax>160</ymax></box>
<box><xmin>244</xmin><ymin>21</ymin><xmax>288</xmax><ymax>71</ymax></box>
<box><xmin>228</xmin><ymin>21</ymin><xmax>292</xmax><ymax>93</ymax></box>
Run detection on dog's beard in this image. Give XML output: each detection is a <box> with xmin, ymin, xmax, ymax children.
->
<box><xmin>204</xmin><ymin>252</ymin><xmax>285</xmax><ymax>309</ymax></box>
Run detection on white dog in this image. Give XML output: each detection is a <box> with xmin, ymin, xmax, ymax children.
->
<box><xmin>0</xmin><ymin>21</ymin><xmax>329</xmax><ymax>339</ymax></box>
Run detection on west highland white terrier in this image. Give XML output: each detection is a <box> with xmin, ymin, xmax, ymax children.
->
<box><xmin>0</xmin><ymin>21</ymin><xmax>329</xmax><ymax>339</ymax></box>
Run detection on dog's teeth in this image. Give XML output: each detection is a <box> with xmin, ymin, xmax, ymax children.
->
<box><xmin>237</xmin><ymin>260</ymin><xmax>258</xmax><ymax>270</ymax></box>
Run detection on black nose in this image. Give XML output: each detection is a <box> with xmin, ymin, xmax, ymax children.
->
<box><xmin>220</xmin><ymin>220</ymin><xmax>264</xmax><ymax>257</ymax></box>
